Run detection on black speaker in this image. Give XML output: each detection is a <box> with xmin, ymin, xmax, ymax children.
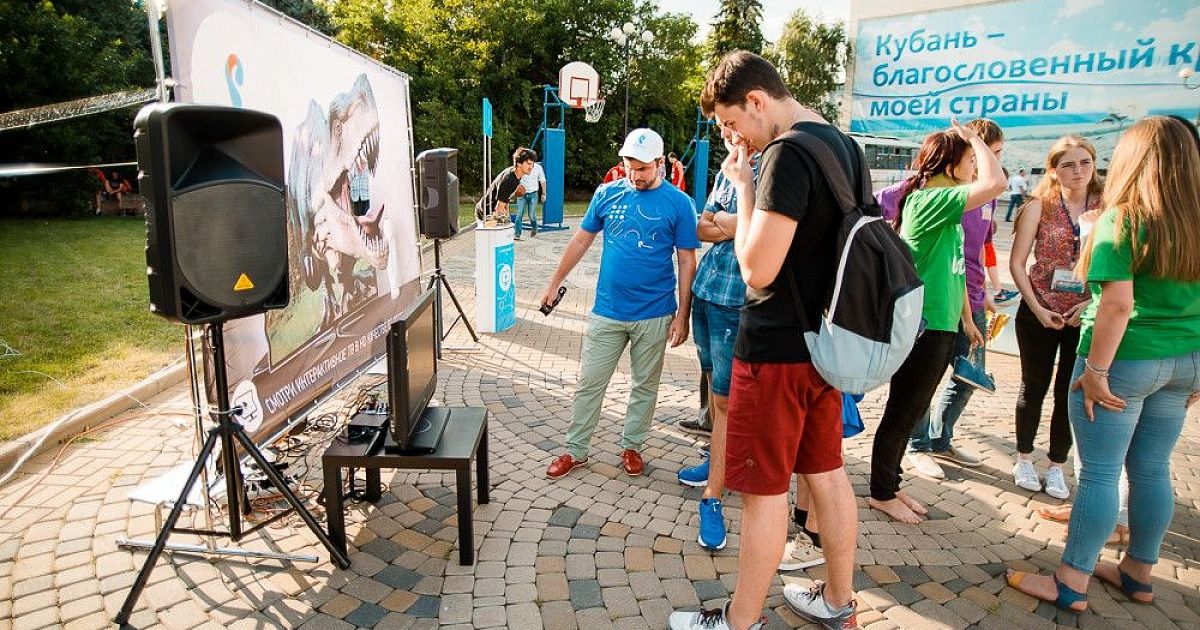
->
<box><xmin>416</xmin><ymin>148</ymin><xmax>459</xmax><ymax>239</ymax></box>
<box><xmin>134</xmin><ymin>103</ymin><xmax>289</xmax><ymax>324</ymax></box>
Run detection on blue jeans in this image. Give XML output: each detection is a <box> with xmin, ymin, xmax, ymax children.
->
<box><xmin>1061</xmin><ymin>351</ymin><xmax>1200</xmax><ymax>573</ymax></box>
<box><xmin>691</xmin><ymin>297</ymin><xmax>740</xmax><ymax>396</ymax></box>
<box><xmin>514</xmin><ymin>193</ymin><xmax>539</xmax><ymax>237</ymax></box>
<box><xmin>1005</xmin><ymin>193</ymin><xmax>1024</xmax><ymax>221</ymax></box>
<box><xmin>909</xmin><ymin>308</ymin><xmax>987</xmax><ymax>452</ymax></box>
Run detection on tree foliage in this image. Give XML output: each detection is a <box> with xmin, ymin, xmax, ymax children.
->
<box><xmin>0</xmin><ymin>0</ymin><xmax>155</xmax><ymax>214</ymax></box>
<box><xmin>329</xmin><ymin>0</ymin><xmax>705</xmax><ymax>197</ymax></box>
<box><xmin>766</xmin><ymin>9</ymin><xmax>849</xmax><ymax>124</ymax></box>
<box><xmin>261</xmin><ymin>0</ymin><xmax>338</xmax><ymax>35</ymax></box>
<box><xmin>0</xmin><ymin>0</ymin><xmax>858</xmax><ymax>213</ymax></box>
<box><xmin>706</xmin><ymin>0</ymin><xmax>763</xmax><ymax>64</ymax></box>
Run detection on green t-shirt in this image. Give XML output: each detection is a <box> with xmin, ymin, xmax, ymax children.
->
<box><xmin>900</xmin><ymin>182</ymin><xmax>968</xmax><ymax>332</ymax></box>
<box><xmin>1078</xmin><ymin>209</ymin><xmax>1200</xmax><ymax>360</ymax></box>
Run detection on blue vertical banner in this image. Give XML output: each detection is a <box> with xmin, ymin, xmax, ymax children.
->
<box><xmin>494</xmin><ymin>242</ymin><xmax>516</xmax><ymax>331</ymax></box>
<box><xmin>482</xmin><ymin>97</ymin><xmax>493</xmax><ymax>138</ymax></box>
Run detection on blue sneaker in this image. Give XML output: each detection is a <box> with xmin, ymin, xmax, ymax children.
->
<box><xmin>677</xmin><ymin>457</ymin><xmax>709</xmax><ymax>487</ymax></box>
<box><xmin>697</xmin><ymin>498</ymin><xmax>727</xmax><ymax>550</ymax></box>
<box><xmin>951</xmin><ymin>354</ymin><xmax>996</xmax><ymax>394</ymax></box>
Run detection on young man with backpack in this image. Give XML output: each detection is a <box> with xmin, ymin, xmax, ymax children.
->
<box><xmin>670</xmin><ymin>50</ymin><xmax>878</xmax><ymax>630</ymax></box>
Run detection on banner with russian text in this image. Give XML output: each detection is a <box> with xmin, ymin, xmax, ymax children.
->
<box><xmin>166</xmin><ymin>0</ymin><xmax>423</xmax><ymax>443</ymax></box>
<box><xmin>851</xmin><ymin>0</ymin><xmax>1200</xmax><ymax>168</ymax></box>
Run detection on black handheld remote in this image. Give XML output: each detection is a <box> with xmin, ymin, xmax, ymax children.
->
<box><xmin>540</xmin><ymin>286</ymin><xmax>567</xmax><ymax>315</ymax></box>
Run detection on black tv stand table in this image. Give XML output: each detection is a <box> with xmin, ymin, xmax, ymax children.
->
<box><xmin>322</xmin><ymin>407</ymin><xmax>489</xmax><ymax>565</ymax></box>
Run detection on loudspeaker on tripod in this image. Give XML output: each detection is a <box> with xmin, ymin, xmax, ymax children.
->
<box><xmin>416</xmin><ymin>148</ymin><xmax>459</xmax><ymax>239</ymax></box>
<box><xmin>135</xmin><ymin>103</ymin><xmax>289</xmax><ymax>324</ymax></box>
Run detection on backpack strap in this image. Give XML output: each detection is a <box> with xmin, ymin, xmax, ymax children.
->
<box><xmin>767</xmin><ymin>128</ymin><xmax>869</xmax><ymax>334</ymax></box>
<box><xmin>772</xmin><ymin>129</ymin><xmax>874</xmax><ymax>216</ymax></box>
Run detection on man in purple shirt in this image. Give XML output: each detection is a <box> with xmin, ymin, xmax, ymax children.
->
<box><xmin>878</xmin><ymin>119</ymin><xmax>1004</xmax><ymax>480</ymax></box>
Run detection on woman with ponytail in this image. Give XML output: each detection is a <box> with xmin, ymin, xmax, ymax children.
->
<box><xmin>868</xmin><ymin>120</ymin><xmax>1007</xmax><ymax>524</ymax></box>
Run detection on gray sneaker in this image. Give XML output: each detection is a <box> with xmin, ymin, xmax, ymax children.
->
<box><xmin>779</xmin><ymin>532</ymin><xmax>826</xmax><ymax>571</ymax></box>
<box><xmin>668</xmin><ymin>601</ymin><xmax>765</xmax><ymax>630</ymax></box>
<box><xmin>783</xmin><ymin>582</ymin><xmax>859</xmax><ymax>630</ymax></box>
<box><xmin>933</xmin><ymin>446</ymin><xmax>982</xmax><ymax>468</ymax></box>
<box><xmin>681</xmin><ymin>415</ymin><xmax>705</xmax><ymax>434</ymax></box>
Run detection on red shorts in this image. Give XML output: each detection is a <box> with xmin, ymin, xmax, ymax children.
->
<box><xmin>983</xmin><ymin>241</ymin><xmax>997</xmax><ymax>268</ymax></box>
<box><xmin>724</xmin><ymin>359</ymin><xmax>844</xmax><ymax>495</ymax></box>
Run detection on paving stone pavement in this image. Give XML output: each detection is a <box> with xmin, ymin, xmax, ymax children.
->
<box><xmin>2</xmin><ymin>224</ymin><xmax>1199</xmax><ymax>629</ymax></box>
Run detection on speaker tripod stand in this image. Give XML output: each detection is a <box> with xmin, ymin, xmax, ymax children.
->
<box><xmin>115</xmin><ymin>322</ymin><xmax>351</xmax><ymax>626</ymax></box>
<box><xmin>428</xmin><ymin>238</ymin><xmax>478</xmax><ymax>357</ymax></box>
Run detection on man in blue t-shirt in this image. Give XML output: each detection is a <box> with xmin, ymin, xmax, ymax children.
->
<box><xmin>540</xmin><ymin>128</ymin><xmax>699</xmax><ymax>480</ymax></box>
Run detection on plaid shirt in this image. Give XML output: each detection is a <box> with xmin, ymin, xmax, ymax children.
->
<box><xmin>693</xmin><ymin>161</ymin><xmax>758</xmax><ymax>308</ymax></box>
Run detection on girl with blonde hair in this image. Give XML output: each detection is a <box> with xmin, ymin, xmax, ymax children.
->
<box><xmin>1007</xmin><ymin>135</ymin><xmax>1103</xmax><ymax>500</ymax></box>
<box><xmin>1007</xmin><ymin>116</ymin><xmax>1200</xmax><ymax>611</ymax></box>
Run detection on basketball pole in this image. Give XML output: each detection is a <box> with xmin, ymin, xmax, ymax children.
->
<box><xmin>529</xmin><ymin>85</ymin><xmax>569</xmax><ymax>232</ymax></box>
<box><xmin>680</xmin><ymin>107</ymin><xmax>715</xmax><ymax>213</ymax></box>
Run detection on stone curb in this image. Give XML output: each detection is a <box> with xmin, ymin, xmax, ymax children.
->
<box><xmin>0</xmin><ymin>359</ymin><xmax>188</xmax><ymax>474</ymax></box>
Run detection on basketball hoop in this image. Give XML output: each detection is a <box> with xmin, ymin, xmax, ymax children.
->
<box><xmin>583</xmin><ymin>98</ymin><xmax>605</xmax><ymax>123</ymax></box>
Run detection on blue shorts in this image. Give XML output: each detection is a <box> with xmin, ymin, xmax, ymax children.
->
<box><xmin>691</xmin><ymin>297</ymin><xmax>741</xmax><ymax>396</ymax></box>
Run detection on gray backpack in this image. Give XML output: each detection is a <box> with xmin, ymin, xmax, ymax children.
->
<box><xmin>775</xmin><ymin>129</ymin><xmax>924</xmax><ymax>395</ymax></box>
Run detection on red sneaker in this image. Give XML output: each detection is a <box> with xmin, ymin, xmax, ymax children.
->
<box><xmin>546</xmin><ymin>454</ymin><xmax>587</xmax><ymax>479</ymax></box>
<box><xmin>621</xmin><ymin>449</ymin><xmax>644</xmax><ymax>476</ymax></box>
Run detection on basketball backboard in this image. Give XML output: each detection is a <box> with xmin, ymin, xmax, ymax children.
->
<box><xmin>559</xmin><ymin>62</ymin><xmax>599</xmax><ymax>108</ymax></box>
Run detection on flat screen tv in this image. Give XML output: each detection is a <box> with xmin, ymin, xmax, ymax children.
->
<box><xmin>387</xmin><ymin>287</ymin><xmax>438</xmax><ymax>449</ymax></box>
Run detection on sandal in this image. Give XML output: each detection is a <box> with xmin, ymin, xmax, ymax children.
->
<box><xmin>1096</xmin><ymin>564</ymin><xmax>1153</xmax><ymax>604</ymax></box>
<box><xmin>1007</xmin><ymin>570</ymin><xmax>1088</xmax><ymax>612</ymax></box>
<box><xmin>1037</xmin><ymin>505</ymin><xmax>1072</xmax><ymax>523</ymax></box>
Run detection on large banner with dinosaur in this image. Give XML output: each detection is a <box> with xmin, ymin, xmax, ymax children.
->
<box><xmin>167</xmin><ymin>0</ymin><xmax>424</xmax><ymax>443</ymax></box>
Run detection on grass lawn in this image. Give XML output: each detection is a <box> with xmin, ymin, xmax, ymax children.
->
<box><xmin>0</xmin><ymin>217</ymin><xmax>181</xmax><ymax>441</ymax></box>
<box><xmin>0</xmin><ymin>202</ymin><xmax>590</xmax><ymax>442</ymax></box>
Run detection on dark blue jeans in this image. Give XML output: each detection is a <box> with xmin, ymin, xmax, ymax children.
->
<box><xmin>909</xmin><ymin>309</ymin><xmax>988</xmax><ymax>452</ymax></box>
<box><xmin>1005</xmin><ymin>193</ymin><xmax>1024</xmax><ymax>221</ymax></box>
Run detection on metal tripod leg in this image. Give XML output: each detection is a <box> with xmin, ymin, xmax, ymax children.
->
<box><xmin>230</xmin><ymin>428</ymin><xmax>350</xmax><ymax>569</ymax></box>
<box><xmin>439</xmin><ymin>272</ymin><xmax>478</xmax><ymax>342</ymax></box>
<box><xmin>116</xmin><ymin>426</ymin><xmax>222</xmax><ymax>625</ymax></box>
<box><xmin>428</xmin><ymin>238</ymin><xmax>478</xmax><ymax>359</ymax></box>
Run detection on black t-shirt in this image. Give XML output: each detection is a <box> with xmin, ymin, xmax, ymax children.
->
<box><xmin>734</xmin><ymin>121</ymin><xmax>853</xmax><ymax>363</ymax></box>
<box><xmin>476</xmin><ymin>166</ymin><xmax>521</xmax><ymax>216</ymax></box>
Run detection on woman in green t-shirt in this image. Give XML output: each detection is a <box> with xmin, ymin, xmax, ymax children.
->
<box><xmin>1007</xmin><ymin>116</ymin><xmax>1200</xmax><ymax>611</ymax></box>
<box><xmin>868</xmin><ymin>120</ymin><xmax>1007</xmax><ymax>525</ymax></box>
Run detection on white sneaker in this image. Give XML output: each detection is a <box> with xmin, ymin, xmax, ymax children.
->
<box><xmin>905</xmin><ymin>452</ymin><xmax>945</xmax><ymax>479</ymax></box>
<box><xmin>1013</xmin><ymin>458</ymin><xmax>1042</xmax><ymax>492</ymax></box>
<box><xmin>779</xmin><ymin>533</ymin><xmax>826</xmax><ymax>571</ymax></box>
<box><xmin>1044</xmin><ymin>466</ymin><xmax>1071</xmax><ymax>500</ymax></box>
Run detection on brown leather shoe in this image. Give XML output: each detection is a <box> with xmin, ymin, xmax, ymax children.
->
<box><xmin>546</xmin><ymin>454</ymin><xmax>587</xmax><ymax>479</ymax></box>
<box><xmin>620</xmin><ymin>449</ymin><xmax>644</xmax><ymax>476</ymax></box>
